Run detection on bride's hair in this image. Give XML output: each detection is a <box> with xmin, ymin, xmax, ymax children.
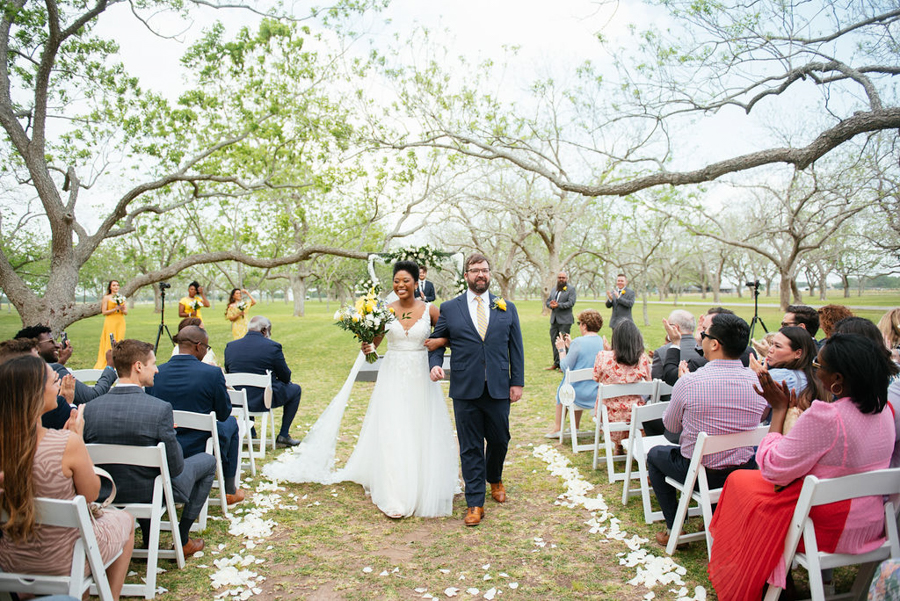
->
<box><xmin>393</xmin><ymin>260</ymin><xmax>419</xmax><ymax>281</ymax></box>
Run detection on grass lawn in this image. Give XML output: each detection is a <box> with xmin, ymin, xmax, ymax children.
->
<box><xmin>0</xmin><ymin>292</ymin><xmax>897</xmax><ymax>600</ymax></box>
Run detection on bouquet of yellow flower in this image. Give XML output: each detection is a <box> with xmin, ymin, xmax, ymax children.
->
<box><xmin>334</xmin><ymin>289</ymin><xmax>396</xmax><ymax>363</ymax></box>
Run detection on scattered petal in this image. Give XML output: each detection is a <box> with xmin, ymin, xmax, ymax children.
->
<box><xmin>483</xmin><ymin>588</ymin><xmax>497</xmax><ymax>600</ymax></box>
<box><xmin>466</xmin><ymin>588</ymin><xmax>479</xmax><ymax>596</ymax></box>
<box><xmin>363</xmin><ymin>567</ymin><xmax>373</xmax><ymax>573</ymax></box>
<box><xmin>444</xmin><ymin>587</ymin><xmax>459</xmax><ymax>597</ymax></box>
<box><xmin>509</xmin><ymin>583</ymin><xmax>519</xmax><ymax>590</ymax></box>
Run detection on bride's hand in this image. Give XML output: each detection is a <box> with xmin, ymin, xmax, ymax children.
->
<box><xmin>423</xmin><ymin>337</ymin><xmax>447</xmax><ymax>352</ymax></box>
<box><xmin>361</xmin><ymin>342</ymin><xmax>375</xmax><ymax>355</ymax></box>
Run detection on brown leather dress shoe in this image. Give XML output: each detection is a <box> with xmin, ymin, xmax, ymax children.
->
<box><xmin>464</xmin><ymin>506</ymin><xmax>485</xmax><ymax>526</ymax></box>
<box><xmin>490</xmin><ymin>481</ymin><xmax>507</xmax><ymax>503</ymax></box>
<box><xmin>181</xmin><ymin>537</ymin><xmax>205</xmax><ymax>557</ymax></box>
<box><xmin>544</xmin><ymin>365</ymin><xmax>560</xmax><ymax>371</ymax></box>
<box><xmin>655</xmin><ymin>529</ymin><xmax>688</xmax><ymax>550</ymax></box>
<box><xmin>226</xmin><ymin>489</ymin><xmax>246</xmax><ymax>505</ymax></box>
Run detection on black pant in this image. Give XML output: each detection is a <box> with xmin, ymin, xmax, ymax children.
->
<box><xmin>453</xmin><ymin>384</ymin><xmax>510</xmax><ymax>507</ymax></box>
<box><xmin>549</xmin><ymin>322</ymin><xmax>572</xmax><ymax>367</ymax></box>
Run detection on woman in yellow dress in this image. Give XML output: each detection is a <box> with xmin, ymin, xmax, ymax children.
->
<box><xmin>178</xmin><ymin>280</ymin><xmax>210</xmax><ymax>326</ymax></box>
<box><xmin>225</xmin><ymin>288</ymin><xmax>257</xmax><ymax>339</ymax></box>
<box><xmin>93</xmin><ymin>280</ymin><xmax>127</xmax><ymax>369</ymax></box>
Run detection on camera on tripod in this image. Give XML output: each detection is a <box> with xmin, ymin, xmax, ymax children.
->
<box><xmin>159</xmin><ymin>282</ymin><xmax>171</xmax><ymax>291</ymax></box>
<box><xmin>745</xmin><ymin>280</ymin><xmax>761</xmax><ymax>288</ymax></box>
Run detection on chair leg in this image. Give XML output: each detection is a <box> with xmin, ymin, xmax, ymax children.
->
<box><xmin>558</xmin><ymin>405</ymin><xmax>567</xmax><ymax>445</ymax></box>
<box><xmin>268</xmin><ymin>411</ymin><xmax>277</xmax><ymax>450</ymax></box>
<box><xmin>592</xmin><ymin>411</ymin><xmax>603</xmax><ymax>470</ymax></box>
<box><xmin>666</xmin><ymin>488</ymin><xmax>693</xmax><ymax>555</ymax></box>
<box><xmin>569</xmin><ymin>406</ymin><xmax>580</xmax><ymax>454</ymax></box>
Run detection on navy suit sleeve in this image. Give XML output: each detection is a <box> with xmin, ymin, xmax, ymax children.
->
<box><xmin>428</xmin><ymin>303</ymin><xmax>450</xmax><ymax>370</ymax></box>
<box><xmin>508</xmin><ymin>302</ymin><xmax>525</xmax><ymax>387</ymax></box>
<box><xmin>42</xmin><ymin>397</ymin><xmax>73</xmax><ymax>429</ymax></box>
<box><xmin>212</xmin><ymin>370</ymin><xmax>232</xmax><ymax>422</ymax></box>
<box><xmin>158</xmin><ymin>404</ymin><xmax>185</xmax><ymax>478</ymax></box>
<box><xmin>662</xmin><ymin>346</ymin><xmax>681</xmax><ymax>386</ymax></box>
<box><xmin>271</xmin><ymin>342</ymin><xmax>292</xmax><ymax>384</ymax></box>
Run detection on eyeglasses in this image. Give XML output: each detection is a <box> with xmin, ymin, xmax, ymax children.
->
<box><xmin>812</xmin><ymin>360</ymin><xmax>820</xmax><ymax>369</ymax></box>
<box><xmin>467</xmin><ymin>268</ymin><xmax>490</xmax><ymax>275</ymax></box>
<box><xmin>38</xmin><ymin>338</ymin><xmax>57</xmax><ymax>346</ymax></box>
<box><xmin>780</xmin><ymin>321</ymin><xmax>796</xmax><ymax>328</ymax></box>
<box><xmin>700</xmin><ymin>331</ymin><xmax>720</xmax><ymax>343</ymax></box>
<box><xmin>196</xmin><ymin>342</ymin><xmax>211</xmax><ymax>351</ymax></box>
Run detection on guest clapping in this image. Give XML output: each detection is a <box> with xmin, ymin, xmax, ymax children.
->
<box><xmin>225</xmin><ymin>288</ymin><xmax>257</xmax><ymax>340</ymax></box>
<box><xmin>877</xmin><ymin>308</ymin><xmax>900</xmax><ymax>363</ymax></box>
<box><xmin>546</xmin><ymin>309</ymin><xmax>605</xmax><ymax>438</ymax></box>
<box><xmin>749</xmin><ymin>327</ymin><xmax>827</xmax><ymax>414</ymax></box>
<box><xmin>0</xmin><ymin>355</ymin><xmax>134</xmax><ymax>599</ymax></box>
<box><xmin>94</xmin><ymin>280</ymin><xmax>127</xmax><ymax>369</ymax></box>
<box><xmin>708</xmin><ymin>334</ymin><xmax>898</xmax><ymax>599</ymax></box>
<box><xmin>592</xmin><ymin>320</ymin><xmax>651</xmax><ymax>454</ymax></box>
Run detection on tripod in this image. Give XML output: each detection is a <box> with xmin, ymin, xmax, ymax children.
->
<box><xmin>747</xmin><ymin>281</ymin><xmax>769</xmax><ymax>341</ymax></box>
<box><xmin>154</xmin><ymin>288</ymin><xmax>174</xmax><ymax>354</ymax></box>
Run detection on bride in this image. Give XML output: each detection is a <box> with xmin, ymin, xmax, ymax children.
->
<box><xmin>264</xmin><ymin>261</ymin><xmax>458</xmax><ymax>519</ymax></box>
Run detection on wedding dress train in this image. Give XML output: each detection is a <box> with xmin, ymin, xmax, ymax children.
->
<box><xmin>263</xmin><ymin>308</ymin><xmax>458</xmax><ymax>518</ymax></box>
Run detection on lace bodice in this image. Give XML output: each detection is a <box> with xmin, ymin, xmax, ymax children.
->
<box><xmin>386</xmin><ymin>306</ymin><xmax>431</xmax><ymax>351</ymax></box>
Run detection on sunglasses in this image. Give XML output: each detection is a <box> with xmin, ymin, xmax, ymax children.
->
<box><xmin>700</xmin><ymin>331</ymin><xmax>720</xmax><ymax>343</ymax></box>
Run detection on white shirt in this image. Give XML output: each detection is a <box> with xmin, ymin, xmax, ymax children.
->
<box><xmin>466</xmin><ymin>289</ymin><xmax>490</xmax><ymax>332</ymax></box>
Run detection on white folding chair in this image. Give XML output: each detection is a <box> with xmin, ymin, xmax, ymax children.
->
<box><xmin>592</xmin><ymin>381</ymin><xmax>659</xmax><ymax>483</ymax></box>
<box><xmin>87</xmin><ymin>442</ymin><xmax>185</xmax><ymax>599</ymax></box>
<box><xmin>621</xmin><ymin>400</ymin><xmax>695</xmax><ymax>524</ymax></box>
<box><xmin>70</xmin><ymin>368</ymin><xmax>105</xmax><ymax>383</ymax></box>
<box><xmin>0</xmin><ymin>496</ymin><xmax>122</xmax><ymax>601</ymax></box>
<box><xmin>171</xmin><ymin>410</ymin><xmax>228</xmax><ymax>530</ymax></box>
<box><xmin>558</xmin><ymin>368</ymin><xmax>597</xmax><ymax>452</ymax></box>
<box><xmin>666</xmin><ymin>425</ymin><xmax>770</xmax><ymax>557</ymax></box>
<box><xmin>763</xmin><ymin>468</ymin><xmax>900</xmax><ymax>601</ymax></box>
<box><xmin>224</xmin><ymin>371</ymin><xmax>274</xmax><ymax>458</ymax></box>
<box><xmin>228</xmin><ymin>388</ymin><xmax>257</xmax><ymax>476</ymax></box>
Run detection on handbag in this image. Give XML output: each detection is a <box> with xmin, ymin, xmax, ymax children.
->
<box><xmin>89</xmin><ymin>466</ymin><xmax>117</xmax><ymax>520</ymax></box>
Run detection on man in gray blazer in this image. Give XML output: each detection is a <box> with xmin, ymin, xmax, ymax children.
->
<box><xmin>84</xmin><ymin>339</ymin><xmax>214</xmax><ymax>558</ymax></box>
<box><xmin>545</xmin><ymin>271</ymin><xmax>577</xmax><ymax>370</ymax></box>
<box><xmin>606</xmin><ymin>273</ymin><xmax>636</xmax><ymax>329</ymax></box>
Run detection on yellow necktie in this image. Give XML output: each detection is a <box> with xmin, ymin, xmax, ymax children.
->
<box><xmin>476</xmin><ymin>296</ymin><xmax>488</xmax><ymax>340</ymax></box>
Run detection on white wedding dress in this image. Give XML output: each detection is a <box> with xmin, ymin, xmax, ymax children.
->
<box><xmin>263</xmin><ymin>307</ymin><xmax>458</xmax><ymax>518</ymax></box>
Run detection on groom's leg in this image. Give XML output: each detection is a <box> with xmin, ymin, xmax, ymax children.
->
<box><xmin>454</xmin><ymin>393</ymin><xmax>488</xmax><ymax>507</ymax></box>
<box><xmin>483</xmin><ymin>397</ymin><xmax>511</xmax><ymax>484</ymax></box>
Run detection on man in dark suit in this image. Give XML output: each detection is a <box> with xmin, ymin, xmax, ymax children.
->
<box><xmin>428</xmin><ymin>253</ymin><xmax>524</xmax><ymax>527</ymax></box>
<box><xmin>223</xmin><ymin>315</ymin><xmax>301</xmax><ymax>447</ymax></box>
<box><xmin>147</xmin><ymin>326</ymin><xmax>244</xmax><ymax>504</ymax></box>
<box><xmin>84</xmin><ymin>339</ymin><xmax>214</xmax><ymax>557</ymax></box>
<box><xmin>544</xmin><ymin>271</ymin><xmax>576</xmax><ymax>370</ymax></box>
<box><xmin>605</xmin><ymin>273</ymin><xmax>636</xmax><ymax>329</ymax></box>
<box><xmin>413</xmin><ymin>264</ymin><xmax>436</xmax><ymax>302</ymax></box>
<box><xmin>651</xmin><ymin>310</ymin><xmax>701</xmax><ymax>381</ymax></box>
<box><xmin>661</xmin><ymin>307</ymin><xmax>756</xmax><ymax>385</ymax></box>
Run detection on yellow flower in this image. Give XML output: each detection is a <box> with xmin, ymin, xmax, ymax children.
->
<box><xmin>493</xmin><ymin>297</ymin><xmax>507</xmax><ymax>311</ymax></box>
<box><xmin>563</xmin><ymin>286</ymin><xmax>567</xmax><ymax>291</ymax></box>
<box><xmin>365</xmin><ymin>300</ymin><xmax>376</xmax><ymax>313</ymax></box>
<box><xmin>389</xmin><ymin>307</ymin><xmax>396</xmax><ymax>314</ymax></box>
<box><xmin>354</xmin><ymin>298</ymin><xmax>364</xmax><ymax>313</ymax></box>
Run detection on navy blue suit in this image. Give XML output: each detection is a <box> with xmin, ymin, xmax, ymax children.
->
<box><xmin>428</xmin><ymin>292</ymin><xmax>524</xmax><ymax>507</ymax></box>
<box><xmin>223</xmin><ymin>331</ymin><xmax>300</xmax><ymax>437</ymax></box>
<box><xmin>414</xmin><ymin>279</ymin><xmax>436</xmax><ymax>303</ymax></box>
<box><xmin>146</xmin><ymin>354</ymin><xmax>240</xmax><ymax>487</ymax></box>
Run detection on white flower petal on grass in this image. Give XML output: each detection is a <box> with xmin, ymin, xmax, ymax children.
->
<box><xmin>466</xmin><ymin>588</ymin><xmax>479</xmax><ymax>596</ymax></box>
<box><xmin>481</xmin><ymin>563</ymin><xmax>490</xmax><ymax>570</ymax></box>
<box><xmin>392</xmin><ymin>567</ymin><xmax>400</xmax><ymax>573</ymax></box>
<box><xmin>498</xmin><ymin>573</ymin><xmax>509</xmax><ymax>578</ymax></box>
<box><xmin>415</xmin><ymin>588</ymin><xmax>428</xmax><ymax>593</ymax></box>
<box><xmin>483</xmin><ymin>575</ymin><xmax>492</xmax><ymax>581</ymax></box>
<box><xmin>644</xmin><ymin>593</ymin><xmax>655</xmax><ymax>600</ymax></box>
<box><xmin>439</xmin><ymin>569</ymin><xmax>451</xmax><ymax>574</ymax></box>
<box><xmin>444</xmin><ymin>587</ymin><xmax>459</xmax><ymax>597</ymax></box>
<box><xmin>363</xmin><ymin>567</ymin><xmax>373</xmax><ymax>574</ymax></box>
<box><xmin>483</xmin><ymin>588</ymin><xmax>497</xmax><ymax>600</ymax></box>
<box><xmin>509</xmin><ymin>583</ymin><xmax>519</xmax><ymax>590</ymax></box>
<box><xmin>193</xmin><ymin>551</ymin><xmax>204</xmax><ymax>558</ymax></box>
<box><xmin>379</xmin><ymin>570</ymin><xmax>389</xmax><ymax>576</ymax></box>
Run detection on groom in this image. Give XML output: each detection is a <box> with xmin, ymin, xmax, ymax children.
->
<box><xmin>428</xmin><ymin>253</ymin><xmax>524</xmax><ymax>526</ymax></box>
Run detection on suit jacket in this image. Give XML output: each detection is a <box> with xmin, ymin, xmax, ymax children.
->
<box><xmin>224</xmin><ymin>331</ymin><xmax>294</xmax><ymax>413</ymax></box>
<box><xmin>83</xmin><ymin>386</ymin><xmax>185</xmax><ymax>504</ymax></box>
<box><xmin>414</xmin><ymin>279</ymin><xmax>436</xmax><ymax>303</ymax></box>
<box><xmin>545</xmin><ymin>285</ymin><xmax>577</xmax><ymax>325</ymax></box>
<box><xmin>146</xmin><ymin>354</ymin><xmax>231</xmax><ymax>457</ymax></box>
<box><xmin>605</xmin><ymin>287</ymin><xmax>636</xmax><ymax>329</ymax></box>
<box><xmin>428</xmin><ymin>293</ymin><xmax>524</xmax><ymax>400</ymax></box>
<box><xmin>662</xmin><ymin>343</ymin><xmax>756</xmax><ymax>386</ymax></box>
<box><xmin>51</xmin><ymin>363</ymin><xmax>116</xmax><ymax>405</ymax></box>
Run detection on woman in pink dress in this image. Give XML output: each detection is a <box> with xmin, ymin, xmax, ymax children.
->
<box><xmin>708</xmin><ymin>333</ymin><xmax>899</xmax><ymax>600</ymax></box>
<box><xmin>592</xmin><ymin>320</ymin><xmax>651</xmax><ymax>453</ymax></box>
<box><xmin>0</xmin><ymin>355</ymin><xmax>134</xmax><ymax>599</ymax></box>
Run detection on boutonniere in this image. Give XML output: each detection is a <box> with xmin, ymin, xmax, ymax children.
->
<box><xmin>562</xmin><ymin>286</ymin><xmax>567</xmax><ymax>292</ymax></box>
<box><xmin>491</xmin><ymin>297</ymin><xmax>507</xmax><ymax>311</ymax></box>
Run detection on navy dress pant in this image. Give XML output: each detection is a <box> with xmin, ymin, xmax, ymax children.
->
<box><xmin>453</xmin><ymin>384</ymin><xmax>511</xmax><ymax>508</ymax></box>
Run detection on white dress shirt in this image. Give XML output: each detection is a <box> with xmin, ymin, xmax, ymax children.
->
<box><xmin>465</xmin><ymin>289</ymin><xmax>490</xmax><ymax>332</ymax></box>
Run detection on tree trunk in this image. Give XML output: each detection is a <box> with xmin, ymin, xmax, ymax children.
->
<box><xmin>641</xmin><ymin>287</ymin><xmax>650</xmax><ymax>327</ymax></box>
<box><xmin>290</xmin><ymin>273</ymin><xmax>307</xmax><ymax>317</ymax></box>
<box><xmin>790</xmin><ymin>278</ymin><xmax>803</xmax><ymax>304</ymax></box>
<box><xmin>842</xmin><ymin>275</ymin><xmax>850</xmax><ymax>298</ymax></box>
<box><xmin>778</xmin><ymin>273</ymin><xmax>792</xmax><ymax>311</ymax></box>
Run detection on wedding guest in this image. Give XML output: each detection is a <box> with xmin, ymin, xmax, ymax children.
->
<box><xmin>749</xmin><ymin>326</ymin><xmax>826</xmax><ymax>413</ymax></box>
<box><xmin>171</xmin><ymin>317</ymin><xmax>218</xmax><ymax>366</ymax></box>
<box><xmin>817</xmin><ymin>304</ymin><xmax>853</xmax><ymax>340</ymax></box>
<box><xmin>708</xmin><ymin>334</ymin><xmax>898</xmax><ymax>599</ymax></box>
<box><xmin>546</xmin><ymin>309</ymin><xmax>605</xmax><ymax>438</ymax></box>
<box><xmin>648</xmin><ymin>313</ymin><xmax>767</xmax><ymax>548</ymax></box>
<box><xmin>0</xmin><ymin>338</ymin><xmax>74</xmax><ymax>430</ymax></box>
<box><xmin>414</xmin><ymin>265</ymin><xmax>436</xmax><ymax>303</ymax></box>
<box><xmin>148</xmin><ymin>326</ymin><xmax>244</xmax><ymax>504</ymax></box>
<box><xmin>224</xmin><ymin>316</ymin><xmax>301</xmax><ymax>447</ymax></box>
<box><xmin>94</xmin><ymin>279</ymin><xmax>127</xmax><ymax>369</ymax></box>
<box><xmin>592</xmin><ymin>320</ymin><xmax>651</xmax><ymax>454</ymax></box>
<box><xmin>651</xmin><ymin>310</ymin><xmax>699</xmax><ymax>381</ymax></box>
<box><xmin>545</xmin><ymin>271</ymin><xmax>576</xmax><ymax>371</ymax></box>
<box><xmin>14</xmin><ymin>325</ymin><xmax>116</xmax><ymax>407</ymax></box>
<box><xmin>225</xmin><ymin>288</ymin><xmax>257</xmax><ymax>340</ymax></box>
<box><xmin>605</xmin><ymin>273</ymin><xmax>635</xmax><ymax>329</ymax></box>
<box><xmin>877</xmin><ymin>308</ymin><xmax>900</xmax><ymax>362</ymax></box>
<box><xmin>178</xmin><ymin>281</ymin><xmax>210</xmax><ymax>324</ymax></box>
<box><xmin>84</xmin><ymin>339</ymin><xmax>214</xmax><ymax>557</ymax></box>
<box><xmin>0</xmin><ymin>355</ymin><xmax>134</xmax><ymax>599</ymax></box>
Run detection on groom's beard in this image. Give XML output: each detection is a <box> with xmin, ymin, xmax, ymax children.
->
<box><xmin>468</xmin><ymin>278</ymin><xmax>489</xmax><ymax>294</ymax></box>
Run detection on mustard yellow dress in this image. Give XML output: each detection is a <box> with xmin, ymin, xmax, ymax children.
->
<box><xmin>226</xmin><ymin>305</ymin><xmax>249</xmax><ymax>339</ymax></box>
<box><xmin>179</xmin><ymin>296</ymin><xmax>204</xmax><ymax>324</ymax></box>
<box><xmin>94</xmin><ymin>298</ymin><xmax>126</xmax><ymax>369</ymax></box>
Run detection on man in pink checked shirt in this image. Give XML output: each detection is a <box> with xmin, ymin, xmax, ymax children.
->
<box><xmin>648</xmin><ymin>313</ymin><xmax>768</xmax><ymax>548</ymax></box>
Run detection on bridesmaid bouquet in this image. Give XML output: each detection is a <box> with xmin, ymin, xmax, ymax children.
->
<box><xmin>236</xmin><ymin>300</ymin><xmax>249</xmax><ymax>312</ymax></box>
<box><xmin>334</xmin><ymin>288</ymin><xmax>395</xmax><ymax>363</ymax></box>
<box><xmin>111</xmin><ymin>293</ymin><xmax>126</xmax><ymax>306</ymax></box>
<box><xmin>188</xmin><ymin>298</ymin><xmax>203</xmax><ymax>312</ymax></box>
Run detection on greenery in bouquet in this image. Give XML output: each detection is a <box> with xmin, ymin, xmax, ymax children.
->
<box><xmin>189</xmin><ymin>298</ymin><xmax>203</xmax><ymax>312</ymax></box>
<box><xmin>236</xmin><ymin>300</ymin><xmax>250</xmax><ymax>312</ymax></box>
<box><xmin>334</xmin><ymin>289</ymin><xmax>396</xmax><ymax>363</ymax></box>
<box><xmin>111</xmin><ymin>293</ymin><xmax>126</xmax><ymax>306</ymax></box>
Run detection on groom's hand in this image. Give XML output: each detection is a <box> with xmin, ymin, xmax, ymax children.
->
<box><xmin>430</xmin><ymin>366</ymin><xmax>445</xmax><ymax>382</ymax></box>
<box><xmin>509</xmin><ymin>386</ymin><xmax>523</xmax><ymax>403</ymax></box>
